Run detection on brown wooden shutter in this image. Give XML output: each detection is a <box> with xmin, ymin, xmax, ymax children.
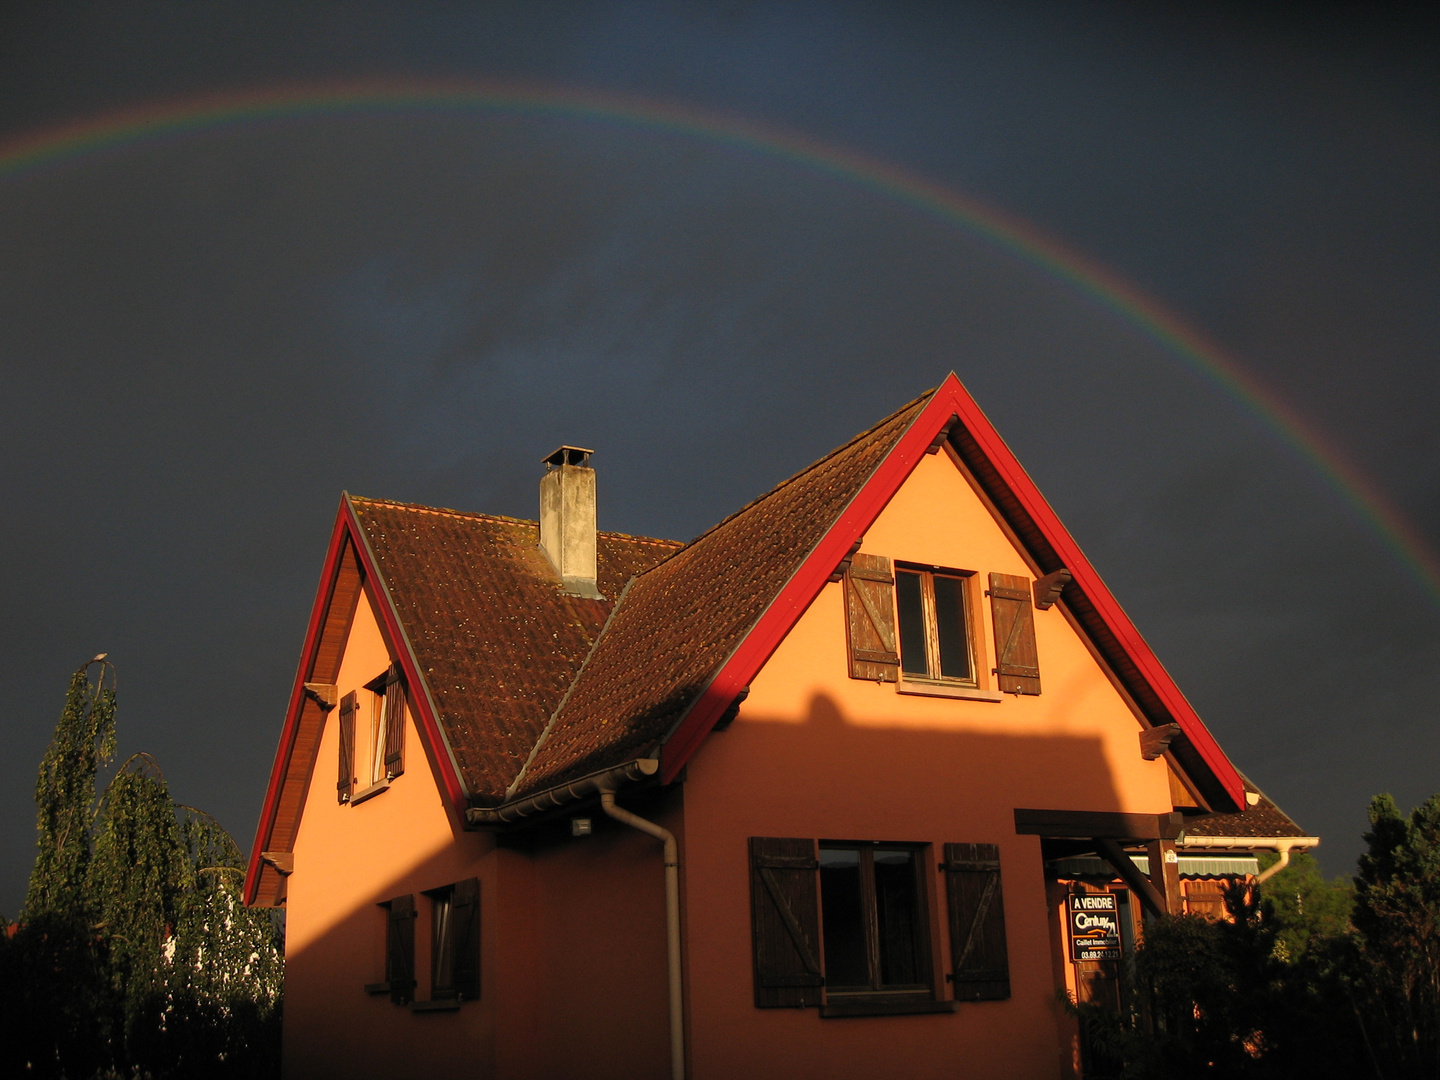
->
<box><xmin>748</xmin><ymin>837</ymin><xmax>824</xmax><ymax>1008</ymax></box>
<box><xmin>337</xmin><ymin>691</ymin><xmax>357</xmax><ymax>803</ymax></box>
<box><xmin>386</xmin><ymin>893</ymin><xmax>416</xmax><ymax>1004</ymax></box>
<box><xmin>845</xmin><ymin>554</ymin><xmax>899</xmax><ymax>682</ymax></box>
<box><xmin>383</xmin><ymin>670</ymin><xmax>405</xmax><ymax>777</ymax></box>
<box><xmin>988</xmin><ymin>572</ymin><xmax>1040</xmax><ymax>694</ymax></box>
<box><xmin>451</xmin><ymin>877</ymin><xmax>481</xmax><ymax>1000</ymax></box>
<box><xmin>943</xmin><ymin>843</ymin><xmax>1010</xmax><ymax>1001</ymax></box>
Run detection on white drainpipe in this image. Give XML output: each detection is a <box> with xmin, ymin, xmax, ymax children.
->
<box><xmin>1179</xmin><ymin>835</ymin><xmax>1320</xmax><ymax>885</ymax></box>
<box><xmin>600</xmin><ymin>789</ymin><xmax>684</xmax><ymax>1080</ymax></box>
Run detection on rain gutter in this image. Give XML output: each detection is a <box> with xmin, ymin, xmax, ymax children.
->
<box><xmin>1179</xmin><ymin>835</ymin><xmax>1320</xmax><ymax>885</ymax></box>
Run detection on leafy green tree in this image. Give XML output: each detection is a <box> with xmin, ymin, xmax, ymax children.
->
<box><xmin>1067</xmin><ymin>880</ymin><xmax>1372</xmax><ymax>1078</ymax></box>
<box><xmin>5</xmin><ymin>658</ymin><xmax>118</xmax><ymax>1079</ymax></box>
<box><xmin>26</xmin><ymin>657</ymin><xmax>116</xmax><ymax>918</ymax></box>
<box><xmin>1258</xmin><ymin>850</ymin><xmax>1353</xmax><ymax>962</ymax></box>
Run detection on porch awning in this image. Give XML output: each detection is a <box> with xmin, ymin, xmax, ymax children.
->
<box><xmin>1048</xmin><ymin>854</ymin><xmax>1261</xmax><ymax>879</ymax></box>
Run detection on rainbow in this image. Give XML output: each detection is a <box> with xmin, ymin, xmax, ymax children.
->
<box><xmin>4</xmin><ymin>77</ymin><xmax>1435</xmax><ymax>600</ymax></box>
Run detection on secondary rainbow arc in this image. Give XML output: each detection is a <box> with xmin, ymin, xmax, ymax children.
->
<box><xmin>4</xmin><ymin>77</ymin><xmax>1434</xmax><ymax>602</ymax></box>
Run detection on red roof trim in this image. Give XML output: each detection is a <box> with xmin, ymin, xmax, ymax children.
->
<box><xmin>243</xmin><ymin>498</ymin><xmax>468</xmax><ymax>905</ymax></box>
<box><xmin>244</xmin><ymin>502</ymin><xmax>350</xmax><ymax>905</ymax></box>
<box><xmin>660</xmin><ymin>374</ymin><xmax>1245</xmax><ymax>810</ymax></box>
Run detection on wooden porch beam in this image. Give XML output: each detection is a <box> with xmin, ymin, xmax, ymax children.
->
<box><xmin>1093</xmin><ymin>838</ymin><xmax>1168</xmax><ymax>919</ymax></box>
<box><xmin>1014</xmin><ymin>808</ymin><xmax>1182</xmax><ymax>840</ymax></box>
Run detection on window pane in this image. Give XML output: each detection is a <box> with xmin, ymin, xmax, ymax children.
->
<box><xmin>433</xmin><ymin>892</ymin><xmax>455</xmax><ymax>995</ymax></box>
<box><xmin>371</xmin><ymin>694</ymin><xmax>388</xmax><ymax>785</ymax></box>
<box><xmin>895</xmin><ymin>571</ymin><xmax>929</xmax><ymax>677</ymax></box>
<box><xmin>873</xmin><ymin>849</ymin><xmax>922</xmax><ymax>987</ymax></box>
<box><xmin>819</xmin><ymin>848</ymin><xmax>868</xmax><ymax>989</ymax></box>
<box><xmin>933</xmin><ymin>575</ymin><xmax>971</xmax><ymax>681</ymax></box>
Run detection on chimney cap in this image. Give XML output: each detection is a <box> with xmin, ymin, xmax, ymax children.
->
<box><xmin>543</xmin><ymin>445</ymin><xmax>594</xmax><ymax>469</ymax></box>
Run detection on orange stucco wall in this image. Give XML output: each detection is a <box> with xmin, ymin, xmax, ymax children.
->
<box><xmin>282</xmin><ymin>584</ymin><xmax>673</xmax><ymax>1080</ymax></box>
<box><xmin>283</xmin><ymin>585</ymin><xmax>499</xmax><ymax>1079</ymax></box>
<box><xmin>679</xmin><ymin>447</ymin><xmax>1172</xmax><ymax>1080</ymax></box>
<box><xmin>281</xmin><ymin>446</ymin><xmax>1176</xmax><ymax>1079</ymax></box>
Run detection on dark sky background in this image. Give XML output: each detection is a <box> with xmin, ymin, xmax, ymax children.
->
<box><xmin>2</xmin><ymin>1</ymin><xmax>1438</xmax><ymax>914</ymax></box>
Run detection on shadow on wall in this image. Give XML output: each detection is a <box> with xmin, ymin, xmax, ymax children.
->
<box><xmin>678</xmin><ymin>691</ymin><xmax>1128</xmax><ymax>1080</ymax></box>
<box><xmin>279</xmin><ymin>792</ymin><xmax>675</xmax><ymax>1080</ymax></box>
<box><xmin>282</xmin><ymin>690</ymin><xmax>1131</xmax><ymax>1080</ymax></box>
<box><xmin>703</xmin><ymin>689</ymin><xmax>1136</xmax><ymax>823</ymax></box>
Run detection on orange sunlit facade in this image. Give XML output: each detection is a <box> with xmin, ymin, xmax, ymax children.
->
<box><xmin>252</xmin><ymin>376</ymin><xmax>1303</xmax><ymax>1080</ymax></box>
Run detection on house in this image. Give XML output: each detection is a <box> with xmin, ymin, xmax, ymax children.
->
<box><xmin>245</xmin><ymin>374</ymin><xmax>1313</xmax><ymax>1080</ymax></box>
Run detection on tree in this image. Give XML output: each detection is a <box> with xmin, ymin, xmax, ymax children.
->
<box><xmin>4</xmin><ymin>659</ymin><xmax>282</xmax><ymax>1079</ymax></box>
<box><xmin>1346</xmin><ymin>792</ymin><xmax>1440</xmax><ymax>1078</ymax></box>
<box><xmin>1258</xmin><ymin>850</ymin><xmax>1353</xmax><ymax>962</ymax></box>
<box><xmin>26</xmin><ymin>657</ymin><xmax>116</xmax><ymax>918</ymax></box>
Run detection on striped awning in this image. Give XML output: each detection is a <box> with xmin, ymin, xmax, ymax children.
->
<box><xmin>1049</xmin><ymin>854</ymin><xmax>1260</xmax><ymax>879</ymax></box>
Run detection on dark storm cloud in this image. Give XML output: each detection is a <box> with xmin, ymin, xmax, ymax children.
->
<box><xmin>1</xmin><ymin>2</ymin><xmax>1438</xmax><ymax>913</ymax></box>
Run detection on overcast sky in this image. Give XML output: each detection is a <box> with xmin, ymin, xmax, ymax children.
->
<box><xmin>2</xmin><ymin>2</ymin><xmax>1438</xmax><ymax>913</ymax></box>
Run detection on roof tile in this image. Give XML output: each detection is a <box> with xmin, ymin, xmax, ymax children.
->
<box><xmin>511</xmin><ymin>396</ymin><xmax>925</xmax><ymax>795</ymax></box>
<box><xmin>1185</xmin><ymin>777</ymin><xmax>1311</xmax><ymax>839</ymax></box>
<box><xmin>350</xmin><ymin>498</ymin><xmax>680</xmax><ymax>800</ymax></box>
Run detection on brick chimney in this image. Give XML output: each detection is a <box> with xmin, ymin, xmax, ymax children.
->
<box><xmin>539</xmin><ymin>446</ymin><xmax>601</xmax><ymax>599</ymax></box>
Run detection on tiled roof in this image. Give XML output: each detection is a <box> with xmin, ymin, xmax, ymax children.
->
<box><xmin>509</xmin><ymin>395</ymin><xmax>927</xmax><ymax>796</ymax></box>
<box><xmin>349</xmin><ymin>498</ymin><xmax>681</xmax><ymax>801</ymax></box>
<box><xmin>1184</xmin><ymin>777</ymin><xmax>1311</xmax><ymax>839</ymax></box>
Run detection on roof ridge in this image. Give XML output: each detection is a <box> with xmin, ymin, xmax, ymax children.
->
<box><xmin>639</xmin><ymin>387</ymin><xmax>935</xmax><ymax>570</ymax></box>
<box><xmin>502</xmin><ymin>575</ymin><xmax>640</xmax><ymax>801</ymax></box>
<box><xmin>348</xmin><ymin>495</ymin><xmax>681</xmax><ymax>546</ymax></box>
<box><xmin>510</xmin><ymin>387</ymin><xmax>934</xmax><ymax>796</ymax></box>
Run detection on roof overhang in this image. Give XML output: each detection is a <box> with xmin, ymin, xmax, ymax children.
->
<box><xmin>655</xmin><ymin>373</ymin><xmax>1247</xmax><ymax>811</ymax></box>
<box><xmin>243</xmin><ymin>495</ymin><xmax>469</xmax><ymax>906</ymax></box>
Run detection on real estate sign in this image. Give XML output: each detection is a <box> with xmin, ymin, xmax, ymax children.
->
<box><xmin>1068</xmin><ymin>893</ymin><xmax>1122</xmax><ymax>961</ymax></box>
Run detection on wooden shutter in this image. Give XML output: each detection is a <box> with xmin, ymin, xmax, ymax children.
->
<box><xmin>383</xmin><ymin>670</ymin><xmax>405</xmax><ymax>777</ymax></box>
<box><xmin>749</xmin><ymin>837</ymin><xmax>824</xmax><ymax>1008</ymax></box>
<box><xmin>337</xmin><ymin>691</ymin><xmax>357</xmax><ymax>803</ymax></box>
<box><xmin>943</xmin><ymin>843</ymin><xmax>1010</xmax><ymax>1001</ymax></box>
<box><xmin>386</xmin><ymin>894</ymin><xmax>417</xmax><ymax>1004</ymax></box>
<box><xmin>451</xmin><ymin>878</ymin><xmax>481</xmax><ymax>1000</ymax></box>
<box><xmin>988</xmin><ymin>572</ymin><xmax>1040</xmax><ymax>694</ymax></box>
<box><xmin>845</xmin><ymin>554</ymin><xmax>899</xmax><ymax>682</ymax></box>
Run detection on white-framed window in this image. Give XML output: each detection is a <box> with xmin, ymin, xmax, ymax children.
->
<box><xmin>894</xmin><ymin>565</ymin><xmax>977</xmax><ymax>686</ymax></box>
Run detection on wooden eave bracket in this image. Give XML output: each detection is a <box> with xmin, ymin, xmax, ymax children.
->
<box><xmin>1139</xmin><ymin>722</ymin><xmax>1183</xmax><ymax>761</ymax></box>
<box><xmin>711</xmin><ymin>687</ymin><xmax>750</xmax><ymax>732</ymax></box>
<box><xmin>303</xmin><ymin>682</ymin><xmax>338</xmax><ymax>710</ymax></box>
<box><xmin>829</xmin><ymin>539</ymin><xmax>863</xmax><ymax>583</ymax></box>
<box><xmin>261</xmin><ymin>850</ymin><xmax>294</xmax><ymax>876</ymax></box>
<box><xmin>1032</xmin><ymin>568</ymin><xmax>1072</xmax><ymax>610</ymax></box>
<box><xmin>926</xmin><ymin>412</ymin><xmax>959</xmax><ymax>454</ymax></box>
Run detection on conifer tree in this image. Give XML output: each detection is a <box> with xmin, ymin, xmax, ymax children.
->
<box><xmin>1349</xmin><ymin>792</ymin><xmax>1440</xmax><ymax>1077</ymax></box>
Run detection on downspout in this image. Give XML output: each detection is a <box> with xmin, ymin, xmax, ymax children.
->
<box><xmin>1254</xmin><ymin>839</ymin><xmax>1300</xmax><ymax>885</ymax></box>
<box><xmin>600</xmin><ymin>789</ymin><xmax>684</xmax><ymax>1080</ymax></box>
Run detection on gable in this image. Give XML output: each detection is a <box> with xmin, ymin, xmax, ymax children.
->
<box><xmin>506</xmin><ymin>375</ymin><xmax>1244</xmax><ymax>813</ymax></box>
<box><xmin>246</xmin><ymin>495</ymin><xmax>680</xmax><ymax>904</ymax></box>
<box><xmin>285</xmin><ymin>586</ymin><xmax>464</xmax><ymax>931</ymax></box>
<box><xmin>734</xmin><ymin>445</ymin><xmax>1174</xmax><ymax>814</ymax></box>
